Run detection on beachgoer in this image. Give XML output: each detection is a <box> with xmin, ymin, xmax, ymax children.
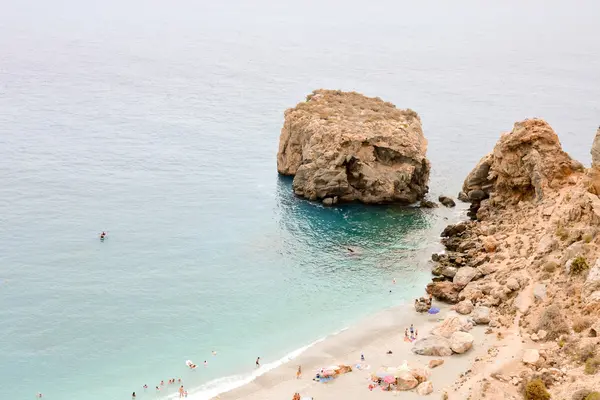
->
<box><xmin>360</xmin><ymin>352</ymin><xmax>365</xmax><ymax>361</ymax></box>
<box><xmin>178</xmin><ymin>378</ymin><xmax>181</xmax><ymax>383</ymax></box>
<box><xmin>179</xmin><ymin>385</ymin><xmax>185</xmax><ymax>398</ymax></box>
<box><xmin>184</xmin><ymin>390</ymin><xmax>188</xmax><ymax>398</ymax></box>
<box><xmin>37</xmin><ymin>394</ymin><xmax>42</xmax><ymax>398</ymax></box>
<box><xmin>296</xmin><ymin>365</ymin><xmax>302</xmax><ymax>379</ymax></box>
<box><xmin>204</xmin><ymin>360</ymin><xmax>207</xmax><ymax>367</ymax></box>
<box><xmin>410</xmin><ymin>324</ymin><xmax>414</xmax><ymax>335</ymax></box>
<box><xmin>256</xmin><ymin>357</ymin><xmax>260</xmax><ymax>367</ymax></box>
<box><xmin>212</xmin><ymin>350</ymin><xmax>217</xmax><ymax>356</ymax></box>
<box><xmin>392</xmin><ymin>278</ymin><xmax>396</xmax><ymax>284</ymax></box>
<box><xmin>415</xmin><ymin>329</ymin><xmax>419</xmax><ymax>338</ymax></box>
<box><xmin>386</xmin><ymin>350</ymin><xmax>393</xmax><ymax>354</ymax></box>
<box><xmin>160</xmin><ymin>380</ymin><xmax>164</xmax><ymax>386</ymax></box>
<box><xmin>405</xmin><ymin>328</ymin><xmax>408</xmax><ymax>338</ymax></box>
<box><xmin>132</xmin><ymin>392</ymin><xmax>136</xmax><ymax>398</ymax></box>
<box><xmin>156</xmin><ymin>386</ymin><xmax>160</xmax><ymax>391</ymax></box>
<box><xmin>143</xmin><ymin>384</ymin><xmax>147</xmax><ymax>391</ymax></box>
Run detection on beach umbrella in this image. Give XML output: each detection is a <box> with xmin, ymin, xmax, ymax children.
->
<box><xmin>383</xmin><ymin>376</ymin><xmax>396</xmax><ymax>384</ymax></box>
<box><xmin>428</xmin><ymin>307</ymin><xmax>440</xmax><ymax>314</ymax></box>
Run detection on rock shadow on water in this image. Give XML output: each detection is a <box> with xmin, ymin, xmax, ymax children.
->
<box><xmin>275</xmin><ymin>176</ymin><xmax>435</xmax><ymax>275</ymax></box>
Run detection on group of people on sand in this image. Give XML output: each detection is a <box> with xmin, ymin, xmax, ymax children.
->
<box><xmin>292</xmin><ymin>392</ymin><xmax>301</xmax><ymax>400</ymax></box>
<box><xmin>404</xmin><ymin>323</ymin><xmax>418</xmax><ymax>342</ymax></box>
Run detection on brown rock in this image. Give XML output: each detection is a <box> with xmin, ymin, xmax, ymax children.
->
<box><xmin>277</xmin><ymin>90</ymin><xmax>430</xmax><ymax>204</ymax></box>
<box><xmin>426</xmin><ymin>281</ymin><xmax>461</xmax><ymax>304</ymax></box>
<box><xmin>456</xmin><ymin>300</ymin><xmax>474</xmax><ymax>315</ymax></box>
<box><xmin>462</xmin><ymin>119</ymin><xmax>578</xmax><ymax>204</ymax></box>
<box><xmin>396</xmin><ymin>370</ymin><xmax>419</xmax><ymax>390</ymax></box>
<box><xmin>415</xmin><ymin>381</ymin><xmax>433</xmax><ymax>395</ymax></box>
<box><xmin>428</xmin><ymin>359</ymin><xmax>444</xmax><ymax>368</ymax></box>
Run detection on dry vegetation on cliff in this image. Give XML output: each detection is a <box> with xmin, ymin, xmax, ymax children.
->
<box><xmin>427</xmin><ymin>120</ymin><xmax>600</xmax><ymax>399</ymax></box>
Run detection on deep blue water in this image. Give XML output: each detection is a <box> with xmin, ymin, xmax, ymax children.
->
<box><xmin>0</xmin><ymin>0</ymin><xmax>599</xmax><ymax>399</ymax></box>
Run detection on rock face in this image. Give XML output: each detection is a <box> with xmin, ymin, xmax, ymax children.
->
<box><xmin>591</xmin><ymin>126</ymin><xmax>600</xmax><ymax>167</ymax></box>
<box><xmin>462</xmin><ymin>119</ymin><xmax>581</xmax><ymax>214</ymax></box>
<box><xmin>450</xmin><ymin>331</ymin><xmax>474</xmax><ymax>354</ymax></box>
<box><xmin>277</xmin><ymin>89</ymin><xmax>431</xmax><ymax>204</ymax></box>
<box><xmin>412</xmin><ymin>336</ymin><xmax>453</xmax><ymax>356</ymax></box>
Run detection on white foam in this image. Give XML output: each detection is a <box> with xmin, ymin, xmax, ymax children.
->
<box><xmin>166</xmin><ymin>329</ymin><xmax>347</xmax><ymax>400</ymax></box>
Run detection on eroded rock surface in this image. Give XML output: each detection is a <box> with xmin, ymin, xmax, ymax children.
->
<box><xmin>277</xmin><ymin>90</ymin><xmax>430</xmax><ymax>204</ymax></box>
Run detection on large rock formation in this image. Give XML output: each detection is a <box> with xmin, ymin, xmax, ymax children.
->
<box><xmin>277</xmin><ymin>89</ymin><xmax>431</xmax><ymax>204</ymax></box>
<box><xmin>461</xmin><ymin>119</ymin><xmax>583</xmax><ymax>218</ymax></box>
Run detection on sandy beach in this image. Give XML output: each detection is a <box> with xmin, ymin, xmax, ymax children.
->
<box><xmin>214</xmin><ymin>302</ymin><xmax>494</xmax><ymax>400</ymax></box>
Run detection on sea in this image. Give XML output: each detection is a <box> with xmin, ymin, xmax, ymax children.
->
<box><xmin>0</xmin><ymin>0</ymin><xmax>598</xmax><ymax>399</ymax></box>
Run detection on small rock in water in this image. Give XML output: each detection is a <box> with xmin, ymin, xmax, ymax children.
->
<box><xmin>438</xmin><ymin>195</ymin><xmax>456</xmax><ymax>208</ymax></box>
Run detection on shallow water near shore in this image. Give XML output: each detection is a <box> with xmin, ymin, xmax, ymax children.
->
<box><xmin>1</xmin><ymin>0</ymin><xmax>599</xmax><ymax>399</ymax></box>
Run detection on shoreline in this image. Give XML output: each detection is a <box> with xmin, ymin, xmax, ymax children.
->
<box><xmin>209</xmin><ymin>302</ymin><xmax>491</xmax><ymax>400</ymax></box>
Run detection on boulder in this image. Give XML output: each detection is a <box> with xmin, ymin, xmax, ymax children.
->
<box><xmin>439</xmin><ymin>195</ymin><xmax>456</xmax><ymax>207</ymax></box>
<box><xmin>522</xmin><ymin>349</ymin><xmax>540</xmax><ymax>365</ymax></box>
<box><xmin>472</xmin><ymin>306</ymin><xmax>491</xmax><ymax>324</ymax></box>
<box><xmin>322</xmin><ymin>197</ymin><xmax>334</xmax><ymax>206</ymax></box>
<box><xmin>428</xmin><ymin>359</ymin><xmax>444</xmax><ymax>369</ymax></box>
<box><xmin>410</xmin><ymin>367</ymin><xmax>430</xmax><ymax>383</ymax></box>
<box><xmin>440</xmin><ymin>266</ymin><xmax>458</xmax><ymax>278</ymax></box>
<box><xmin>431</xmin><ymin>315</ymin><xmax>473</xmax><ymax>338</ymax></box>
<box><xmin>537</xmin><ymin>330</ymin><xmax>548</xmax><ymax>340</ymax></box>
<box><xmin>277</xmin><ymin>89</ymin><xmax>430</xmax><ymax>204</ymax></box>
<box><xmin>441</xmin><ymin>222</ymin><xmax>469</xmax><ymax>238</ymax></box>
<box><xmin>420</xmin><ymin>199</ymin><xmax>438</xmax><ymax>208</ymax></box>
<box><xmin>506</xmin><ymin>277</ymin><xmax>520</xmax><ymax>291</ymax></box>
<box><xmin>416</xmin><ymin>381</ymin><xmax>433</xmax><ymax>395</ymax></box>
<box><xmin>456</xmin><ymin>300</ymin><xmax>474</xmax><ymax>315</ymax></box>
<box><xmin>415</xmin><ymin>300</ymin><xmax>430</xmax><ymax>313</ymax></box>
<box><xmin>450</xmin><ymin>331</ymin><xmax>474</xmax><ymax>354</ymax></box>
<box><xmin>482</xmin><ymin>236</ymin><xmax>498</xmax><ymax>252</ymax></box>
<box><xmin>426</xmin><ymin>281</ymin><xmax>461</xmax><ymax>304</ymax></box>
<box><xmin>468</xmin><ymin>189</ymin><xmax>486</xmax><ymax>201</ymax></box>
<box><xmin>453</xmin><ymin>267</ymin><xmax>480</xmax><ymax>288</ymax></box>
<box><xmin>396</xmin><ymin>370</ymin><xmax>419</xmax><ymax>390</ymax></box>
<box><xmin>412</xmin><ymin>336</ymin><xmax>453</xmax><ymax>357</ymax></box>
<box><xmin>533</xmin><ymin>283</ymin><xmax>547</xmax><ymax>301</ymax></box>
<box><xmin>582</xmin><ymin>259</ymin><xmax>600</xmax><ymax>303</ymax></box>
<box><xmin>458</xmin><ymin>191</ymin><xmax>469</xmax><ymax>202</ymax></box>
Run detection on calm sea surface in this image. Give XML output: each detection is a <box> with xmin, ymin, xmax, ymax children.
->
<box><xmin>0</xmin><ymin>0</ymin><xmax>598</xmax><ymax>399</ymax></box>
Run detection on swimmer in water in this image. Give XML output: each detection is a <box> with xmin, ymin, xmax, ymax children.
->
<box><xmin>212</xmin><ymin>350</ymin><xmax>217</xmax><ymax>356</ymax></box>
<box><xmin>256</xmin><ymin>357</ymin><xmax>260</xmax><ymax>367</ymax></box>
<box><xmin>132</xmin><ymin>392</ymin><xmax>136</xmax><ymax>399</ymax></box>
<box><xmin>204</xmin><ymin>360</ymin><xmax>207</xmax><ymax>367</ymax></box>
<box><xmin>143</xmin><ymin>384</ymin><xmax>147</xmax><ymax>390</ymax></box>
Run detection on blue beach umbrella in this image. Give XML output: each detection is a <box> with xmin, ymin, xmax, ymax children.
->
<box><xmin>428</xmin><ymin>307</ymin><xmax>440</xmax><ymax>314</ymax></box>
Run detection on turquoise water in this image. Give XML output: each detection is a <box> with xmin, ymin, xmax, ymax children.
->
<box><xmin>1</xmin><ymin>0</ymin><xmax>599</xmax><ymax>399</ymax></box>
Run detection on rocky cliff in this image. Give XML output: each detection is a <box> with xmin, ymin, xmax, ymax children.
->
<box><xmin>277</xmin><ymin>89</ymin><xmax>430</xmax><ymax>204</ymax></box>
<box><xmin>428</xmin><ymin>120</ymin><xmax>600</xmax><ymax>399</ymax></box>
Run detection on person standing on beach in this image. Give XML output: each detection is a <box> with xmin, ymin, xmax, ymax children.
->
<box><xmin>410</xmin><ymin>324</ymin><xmax>414</xmax><ymax>335</ymax></box>
<box><xmin>179</xmin><ymin>385</ymin><xmax>185</xmax><ymax>398</ymax></box>
<box><xmin>256</xmin><ymin>357</ymin><xmax>260</xmax><ymax>367</ymax></box>
<box><xmin>360</xmin><ymin>352</ymin><xmax>365</xmax><ymax>361</ymax></box>
<box><xmin>296</xmin><ymin>365</ymin><xmax>302</xmax><ymax>379</ymax></box>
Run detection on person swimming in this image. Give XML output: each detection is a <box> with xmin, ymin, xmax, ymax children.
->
<box><xmin>100</xmin><ymin>231</ymin><xmax>106</xmax><ymax>240</ymax></box>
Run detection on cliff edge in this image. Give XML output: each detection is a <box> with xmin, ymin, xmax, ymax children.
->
<box><xmin>277</xmin><ymin>89</ymin><xmax>430</xmax><ymax>204</ymax></box>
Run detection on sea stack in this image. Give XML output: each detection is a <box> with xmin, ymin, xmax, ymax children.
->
<box><xmin>277</xmin><ymin>89</ymin><xmax>431</xmax><ymax>204</ymax></box>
